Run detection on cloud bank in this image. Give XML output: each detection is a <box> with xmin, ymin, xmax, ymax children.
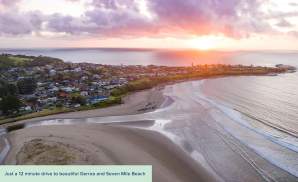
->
<box><xmin>0</xmin><ymin>0</ymin><xmax>297</xmax><ymax>38</ymax></box>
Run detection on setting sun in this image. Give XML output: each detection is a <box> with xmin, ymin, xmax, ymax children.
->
<box><xmin>189</xmin><ymin>36</ymin><xmax>222</xmax><ymax>50</ymax></box>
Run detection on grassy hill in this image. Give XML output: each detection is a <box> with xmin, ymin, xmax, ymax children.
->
<box><xmin>0</xmin><ymin>54</ymin><xmax>63</xmax><ymax>69</ymax></box>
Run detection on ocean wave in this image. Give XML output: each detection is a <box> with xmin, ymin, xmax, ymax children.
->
<box><xmin>193</xmin><ymin>80</ymin><xmax>298</xmax><ymax>177</ymax></box>
<box><xmin>197</xmin><ymin>80</ymin><xmax>298</xmax><ymax>152</ymax></box>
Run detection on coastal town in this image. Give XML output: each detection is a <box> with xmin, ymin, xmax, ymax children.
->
<box><xmin>0</xmin><ymin>53</ymin><xmax>295</xmax><ymax>122</ymax></box>
<box><xmin>1</xmin><ymin>0</ymin><xmax>298</xmax><ymax>181</ymax></box>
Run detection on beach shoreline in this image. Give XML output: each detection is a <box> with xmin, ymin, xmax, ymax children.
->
<box><xmin>4</xmin><ymin>124</ymin><xmax>218</xmax><ymax>182</ymax></box>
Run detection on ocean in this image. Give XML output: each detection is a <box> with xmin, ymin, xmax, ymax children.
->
<box><xmin>199</xmin><ymin>52</ymin><xmax>298</xmax><ymax>149</ymax></box>
<box><xmin>1</xmin><ymin>48</ymin><xmax>297</xmax><ymax>66</ymax></box>
<box><xmin>0</xmin><ymin>48</ymin><xmax>250</xmax><ymax>66</ymax></box>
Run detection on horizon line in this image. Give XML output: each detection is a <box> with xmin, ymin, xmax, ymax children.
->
<box><xmin>0</xmin><ymin>47</ymin><xmax>298</xmax><ymax>53</ymax></box>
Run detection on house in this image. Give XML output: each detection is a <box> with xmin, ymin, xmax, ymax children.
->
<box><xmin>50</xmin><ymin>86</ymin><xmax>59</xmax><ymax>92</ymax></box>
<box><xmin>74</xmin><ymin>67</ymin><xmax>82</xmax><ymax>72</ymax></box>
<box><xmin>93</xmin><ymin>74</ymin><xmax>101</xmax><ymax>79</ymax></box>
<box><xmin>47</xmin><ymin>97</ymin><xmax>57</xmax><ymax>102</ymax></box>
<box><xmin>19</xmin><ymin>106</ymin><xmax>32</xmax><ymax>112</ymax></box>
<box><xmin>49</xmin><ymin>69</ymin><xmax>56</xmax><ymax>76</ymax></box>
<box><xmin>58</xmin><ymin>91</ymin><xmax>69</xmax><ymax>98</ymax></box>
<box><xmin>80</xmin><ymin>91</ymin><xmax>89</xmax><ymax>97</ymax></box>
<box><xmin>88</xmin><ymin>96</ymin><xmax>108</xmax><ymax>104</ymax></box>
<box><xmin>81</xmin><ymin>76</ymin><xmax>88</xmax><ymax>81</ymax></box>
<box><xmin>61</xmin><ymin>87</ymin><xmax>73</xmax><ymax>93</ymax></box>
<box><xmin>46</xmin><ymin>65</ymin><xmax>53</xmax><ymax>69</ymax></box>
<box><xmin>74</xmin><ymin>104</ymin><xmax>81</xmax><ymax>108</ymax></box>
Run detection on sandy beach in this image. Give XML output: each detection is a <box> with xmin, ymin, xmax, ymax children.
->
<box><xmin>4</xmin><ymin>124</ymin><xmax>217</xmax><ymax>182</ymax></box>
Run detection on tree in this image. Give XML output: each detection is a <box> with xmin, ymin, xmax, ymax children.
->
<box><xmin>0</xmin><ymin>95</ymin><xmax>22</xmax><ymax>115</ymax></box>
<box><xmin>71</xmin><ymin>94</ymin><xmax>86</xmax><ymax>105</ymax></box>
<box><xmin>17</xmin><ymin>78</ymin><xmax>37</xmax><ymax>95</ymax></box>
<box><xmin>0</xmin><ymin>81</ymin><xmax>18</xmax><ymax>97</ymax></box>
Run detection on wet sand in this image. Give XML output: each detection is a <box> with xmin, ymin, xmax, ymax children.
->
<box><xmin>4</xmin><ymin>124</ymin><xmax>217</xmax><ymax>182</ymax></box>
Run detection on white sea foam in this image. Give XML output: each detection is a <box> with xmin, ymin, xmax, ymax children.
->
<box><xmin>194</xmin><ymin>80</ymin><xmax>298</xmax><ymax>177</ymax></box>
<box><xmin>196</xmin><ymin>81</ymin><xmax>298</xmax><ymax>152</ymax></box>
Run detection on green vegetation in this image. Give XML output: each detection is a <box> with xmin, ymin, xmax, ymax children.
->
<box><xmin>0</xmin><ymin>79</ymin><xmax>21</xmax><ymax>115</ymax></box>
<box><xmin>0</xmin><ymin>55</ymin><xmax>33</xmax><ymax>68</ymax></box>
<box><xmin>70</xmin><ymin>93</ymin><xmax>87</xmax><ymax>106</ymax></box>
<box><xmin>29</xmin><ymin>56</ymin><xmax>63</xmax><ymax>67</ymax></box>
<box><xmin>0</xmin><ymin>95</ymin><xmax>22</xmax><ymax>115</ymax></box>
<box><xmin>8</xmin><ymin>56</ymin><xmax>32</xmax><ymax>64</ymax></box>
<box><xmin>17</xmin><ymin>77</ymin><xmax>37</xmax><ymax>95</ymax></box>
<box><xmin>111</xmin><ymin>78</ymin><xmax>157</xmax><ymax>97</ymax></box>
<box><xmin>111</xmin><ymin>77</ymin><xmax>178</xmax><ymax>97</ymax></box>
<box><xmin>0</xmin><ymin>54</ymin><xmax>63</xmax><ymax>70</ymax></box>
<box><xmin>110</xmin><ymin>67</ymin><xmax>284</xmax><ymax>98</ymax></box>
<box><xmin>75</xmin><ymin>96</ymin><xmax>122</xmax><ymax>112</ymax></box>
<box><xmin>0</xmin><ymin>96</ymin><xmax>121</xmax><ymax>125</ymax></box>
<box><xmin>0</xmin><ymin>80</ymin><xmax>18</xmax><ymax>97</ymax></box>
<box><xmin>0</xmin><ymin>107</ymin><xmax>72</xmax><ymax>125</ymax></box>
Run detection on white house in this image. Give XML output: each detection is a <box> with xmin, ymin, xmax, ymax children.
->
<box><xmin>80</xmin><ymin>91</ymin><xmax>89</xmax><ymax>97</ymax></box>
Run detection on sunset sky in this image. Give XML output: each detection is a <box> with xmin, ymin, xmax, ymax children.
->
<box><xmin>0</xmin><ymin>0</ymin><xmax>298</xmax><ymax>50</ymax></box>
